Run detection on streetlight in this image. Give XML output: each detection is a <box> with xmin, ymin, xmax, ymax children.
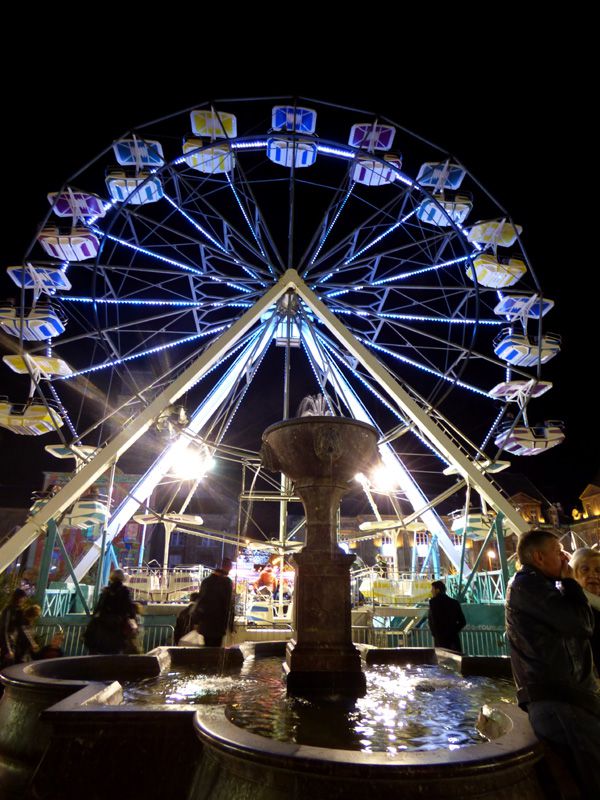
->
<box><xmin>487</xmin><ymin>549</ymin><xmax>497</xmax><ymax>571</ymax></box>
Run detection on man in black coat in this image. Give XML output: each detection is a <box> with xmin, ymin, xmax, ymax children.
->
<box><xmin>428</xmin><ymin>580</ymin><xmax>466</xmax><ymax>652</ymax></box>
<box><xmin>506</xmin><ymin>528</ymin><xmax>600</xmax><ymax>796</ymax></box>
<box><xmin>191</xmin><ymin>559</ymin><xmax>235</xmax><ymax>647</ymax></box>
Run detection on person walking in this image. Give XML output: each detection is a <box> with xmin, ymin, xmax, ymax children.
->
<box><xmin>191</xmin><ymin>559</ymin><xmax>235</xmax><ymax>647</ymax></box>
<box><xmin>174</xmin><ymin>592</ymin><xmax>200</xmax><ymax>644</ymax></box>
<box><xmin>428</xmin><ymin>580</ymin><xmax>466</xmax><ymax>652</ymax></box>
<box><xmin>84</xmin><ymin>569</ymin><xmax>137</xmax><ymax>654</ymax></box>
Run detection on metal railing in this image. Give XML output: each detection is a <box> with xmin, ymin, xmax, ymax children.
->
<box><xmin>352</xmin><ymin>624</ymin><xmax>508</xmax><ymax>656</ymax></box>
<box><xmin>42</xmin><ymin>589</ymin><xmax>73</xmax><ymax>617</ymax></box>
<box><xmin>446</xmin><ymin>570</ymin><xmax>507</xmax><ymax>604</ymax></box>
<box><xmin>35</xmin><ymin>620</ymin><xmax>175</xmax><ymax>656</ymax></box>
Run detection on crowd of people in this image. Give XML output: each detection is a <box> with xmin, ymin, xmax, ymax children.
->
<box><xmin>4</xmin><ymin>531</ymin><xmax>600</xmax><ymax>795</ymax></box>
<box><xmin>0</xmin><ymin>588</ymin><xmax>65</xmax><ymax>669</ymax></box>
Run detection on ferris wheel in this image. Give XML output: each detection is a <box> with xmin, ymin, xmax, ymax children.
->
<box><xmin>0</xmin><ymin>97</ymin><xmax>562</xmax><ymax>578</ymax></box>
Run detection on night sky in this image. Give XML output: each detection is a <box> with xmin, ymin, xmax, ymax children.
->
<box><xmin>0</xmin><ymin>54</ymin><xmax>596</xmax><ymax>517</ymax></box>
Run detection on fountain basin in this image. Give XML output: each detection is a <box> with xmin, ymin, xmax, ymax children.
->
<box><xmin>0</xmin><ymin>646</ymin><xmax>546</xmax><ymax>800</ymax></box>
<box><xmin>0</xmin><ymin>647</ymin><xmax>243</xmax><ymax>800</ymax></box>
<box><xmin>190</xmin><ymin>701</ymin><xmax>542</xmax><ymax>800</ymax></box>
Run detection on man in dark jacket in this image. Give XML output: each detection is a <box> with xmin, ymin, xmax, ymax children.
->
<box><xmin>506</xmin><ymin>528</ymin><xmax>600</xmax><ymax>796</ymax></box>
<box><xmin>191</xmin><ymin>559</ymin><xmax>234</xmax><ymax>647</ymax></box>
<box><xmin>428</xmin><ymin>580</ymin><xmax>466</xmax><ymax>651</ymax></box>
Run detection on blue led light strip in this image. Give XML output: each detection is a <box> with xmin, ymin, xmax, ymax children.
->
<box><xmin>480</xmin><ymin>406</ymin><xmax>506</xmax><ymax>451</ymax></box>
<box><xmin>308</xmin><ymin>183</ymin><xmax>356</xmax><ymax>267</ymax></box>
<box><xmin>164</xmin><ymin>195</ymin><xmax>267</xmax><ymax>287</ymax></box>
<box><xmin>225</xmin><ymin>173</ymin><xmax>273</xmax><ymax>272</ymax></box>
<box><xmin>363</xmin><ymin>339</ymin><xmax>491</xmax><ymax>398</ymax></box>
<box><xmin>61</xmin><ymin>325</ymin><xmax>228</xmax><ymax>379</ymax></box>
<box><xmin>89</xmin><ymin>226</ymin><xmax>254</xmax><ymax>294</ymax></box>
<box><xmin>315</xmin><ymin>331</ymin><xmax>452</xmax><ymax>466</ymax></box>
<box><xmin>329</xmin><ymin>307</ymin><xmax>501</xmax><ymax>326</ymax></box>
<box><xmin>371</xmin><ymin>254</ymin><xmax>473</xmax><ymax>286</ymax></box>
<box><xmin>344</xmin><ymin>210</ymin><xmax>417</xmax><ymax>266</ymax></box>
<box><xmin>164</xmin><ymin>195</ymin><xmax>229</xmax><ymax>254</ymax></box>
<box><xmin>62</xmin><ymin>296</ymin><xmax>203</xmax><ymax>307</ymax></box>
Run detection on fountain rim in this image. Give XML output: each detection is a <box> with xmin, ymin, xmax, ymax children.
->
<box><xmin>262</xmin><ymin>416</ymin><xmax>379</xmax><ymax>439</ymax></box>
<box><xmin>193</xmin><ymin>701</ymin><xmax>539</xmax><ymax>771</ymax></box>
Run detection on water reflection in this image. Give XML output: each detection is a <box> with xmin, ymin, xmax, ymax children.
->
<box><xmin>122</xmin><ymin>658</ymin><xmax>515</xmax><ymax>752</ymax></box>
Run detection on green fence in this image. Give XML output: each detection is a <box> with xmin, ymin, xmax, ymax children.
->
<box><xmin>35</xmin><ymin>619</ymin><xmax>175</xmax><ymax>656</ymax></box>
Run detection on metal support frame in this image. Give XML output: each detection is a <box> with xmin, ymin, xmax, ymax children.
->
<box><xmin>34</xmin><ymin>519</ymin><xmax>59</xmax><ymax>607</ymax></box>
<box><xmin>1</xmin><ymin>270</ymin><xmax>527</xmax><ymax>584</ymax></box>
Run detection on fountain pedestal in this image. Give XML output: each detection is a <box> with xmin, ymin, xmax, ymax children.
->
<box><xmin>262</xmin><ymin>416</ymin><xmax>379</xmax><ymax>697</ymax></box>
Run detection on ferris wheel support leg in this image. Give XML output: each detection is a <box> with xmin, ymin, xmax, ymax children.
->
<box><xmin>293</xmin><ymin>273</ymin><xmax>529</xmax><ymax>539</ymax></box>
<box><xmin>0</xmin><ymin>273</ymin><xmax>296</xmax><ymax>576</ymax></box>
<box><xmin>34</xmin><ymin>519</ymin><xmax>59</xmax><ymax>610</ymax></box>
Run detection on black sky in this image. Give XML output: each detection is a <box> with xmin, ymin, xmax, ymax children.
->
<box><xmin>0</xmin><ymin>48</ymin><xmax>596</xmax><ymax>513</ymax></box>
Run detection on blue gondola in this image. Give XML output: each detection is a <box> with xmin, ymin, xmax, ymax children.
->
<box><xmin>416</xmin><ymin>161</ymin><xmax>466</xmax><ymax>190</ymax></box>
<box><xmin>106</xmin><ymin>171</ymin><xmax>163</xmax><ymax>205</ymax></box>
<box><xmin>266</xmin><ymin>139</ymin><xmax>317</xmax><ymax>168</ymax></box>
<box><xmin>493</xmin><ymin>329</ymin><xmax>561</xmax><ymax>366</ymax></box>
<box><xmin>0</xmin><ymin>303</ymin><xmax>66</xmax><ymax>340</ymax></box>
<box><xmin>272</xmin><ymin>106</ymin><xmax>317</xmax><ymax>133</ymax></box>
<box><xmin>494</xmin><ymin>294</ymin><xmax>555</xmax><ymax>320</ymax></box>
<box><xmin>113</xmin><ymin>138</ymin><xmax>164</xmax><ymax>167</ymax></box>
<box><xmin>7</xmin><ymin>265</ymin><xmax>71</xmax><ymax>294</ymax></box>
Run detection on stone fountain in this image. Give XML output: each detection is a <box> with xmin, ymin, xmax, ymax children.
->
<box><xmin>261</xmin><ymin>414</ymin><xmax>378</xmax><ymax>697</ymax></box>
<box><xmin>0</xmin><ymin>411</ymin><xmax>549</xmax><ymax>800</ymax></box>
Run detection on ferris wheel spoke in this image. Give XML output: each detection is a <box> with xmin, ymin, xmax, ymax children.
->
<box><xmin>224</xmin><ymin>167</ymin><xmax>283</xmax><ymax>276</ymax></box>
<box><xmin>164</xmin><ymin>170</ymin><xmax>275</xmax><ymax>279</ymax></box>
<box><xmin>306</xmin><ymin>188</ymin><xmax>416</xmax><ymax>280</ymax></box>
<box><xmin>300</xmin><ymin>180</ymin><xmax>356</xmax><ymax>276</ymax></box>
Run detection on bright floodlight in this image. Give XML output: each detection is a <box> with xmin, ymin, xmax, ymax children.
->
<box><xmin>487</xmin><ymin>549</ymin><xmax>497</xmax><ymax>559</ymax></box>
<box><xmin>370</xmin><ymin>464</ymin><xmax>399</xmax><ymax>492</ymax></box>
<box><xmin>170</xmin><ymin>446</ymin><xmax>215</xmax><ymax>479</ymax></box>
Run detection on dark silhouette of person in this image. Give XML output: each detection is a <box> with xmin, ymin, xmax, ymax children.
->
<box><xmin>191</xmin><ymin>559</ymin><xmax>235</xmax><ymax>647</ymax></box>
<box><xmin>428</xmin><ymin>580</ymin><xmax>466</xmax><ymax>651</ymax></box>
<box><xmin>174</xmin><ymin>591</ymin><xmax>200</xmax><ymax>644</ymax></box>
<box><xmin>0</xmin><ymin>588</ymin><xmax>27</xmax><ymax>667</ymax></box>
<box><xmin>84</xmin><ymin>569</ymin><xmax>137</xmax><ymax>654</ymax></box>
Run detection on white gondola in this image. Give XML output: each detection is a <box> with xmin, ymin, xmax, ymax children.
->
<box><xmin>48</xmin><ymin>190</ymin><xmax>106</xmax><ymax>219</ymax></box>
<box><xmin>493</xmin><ymin>329</ymin><xmax>561</xmax><ymax>366</ymax></box>
<box><xmin>3</xmin><ymin>354</ymin><xmax>73</xmax><ymax>377</ymax></box>
<box><xmin>467</xmin><ymin>219</ymin><xmax>522</xmax><ymax>247</ymax></box>
<box><xmin>349</xmin><ymin>123</ymin><xmax>395</xmax><ymax>151</ymax></box>
<box><xmin>0</xmin><ymin>399</ymin><xmax>63</xmax><ymax>435</ymax></box>
<box><xmin>190</xmin><ymin>109</ymin><xmax>237</xmax><ymax>139</ymax></box>
<box><xmin>128</xmin><ymin>572</ymin><xmax>162</xmax><ymax>602</ymax></box>
<box><xmin>450</xmin><ymin>512</ymin><xmax>498</xmax><ymax>540</ymax></box>
<box><xmin>272</xmin><ymin>105</ymin><xmax>317</xmax><ymax>133</ymax></box>
<box><xmin>416</xmin><ymin>193</ymin><xmax>472</xmax><ymax>226</ymax></box>
<box><xmin>494</xmin><ymin>420</ymin><xmax>565</xmax><ymax>456</ymax></box>
<box><xmin>7</xmin><ymin>265</ymin><xmax>71</xmax><ymax>294</ymax></box>
<box><xmin>0</xmin><ymin>304</ymin><xmax>66</xmax><ymax>340</ymax></box>
<box><xmin>466</xmin><ymin>254</ymin><xmax>527</xmax><ymax>288</ymax></box>
<box><xmin>63</xmin><ymin>497</ymin><xmax>109</xmax><ymax>529</ymax></box>
<box><xmin>266</xmin><ymin>138</ymin><xmax>317</xmax><ymax>168</ymax></box>
<box><xmin>106</xmin><ymin>171</ymin><xmax>163</xmax><ymax>204</ymax></box>
<box><xmin>352</xmin><ymin>154</ymin><xmax>402</xmax><ymax>186</ymax></box>
<box><xmin>182</xmin><ymin>138</ymin><xmax>235</xmax><ymax>173</ymax></box>
<box><xmin>45</xmin><ymin>443</ymin><xmax>98</xmax><ymax>460</ymax></box>
<box><xmin>494</xmin><ymin>294</ymin><xmax>555</xmax><ymax>320</ymax></box>
<box><xmin>38</xmin><ymin>227</ymin><xmax>100</xmax><ymax>261</ymax></box>
<box><xmin>489</xmin><ymin>380</ymin><xmax>552</xmax><ymax>402</ymax></box>
<box><xmin>113</xmin><ymin>138</ymin><xmax>164</xmax><ymax>167</ymax></box>
<box><xmin>416</xmin><ymin>161</ymin><xmax>466</xmax><ymax>190</ymax></box>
